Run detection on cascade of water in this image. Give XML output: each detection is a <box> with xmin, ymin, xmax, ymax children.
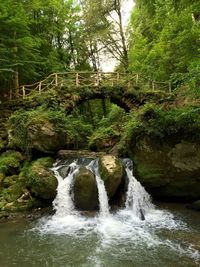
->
<box><xmin>123</xmin><ymin>159</ymin><xmax>154</xmax><ymax>219</ymax></box>
<box><xmin>52</xmin><ymin>161</ymin><xmax>80</xmax><ymax>217</ymax></box>
<box><xmin>88</xmin><ymin>160</ymin><xmax>110</xmax><ymax>217</ymax></box>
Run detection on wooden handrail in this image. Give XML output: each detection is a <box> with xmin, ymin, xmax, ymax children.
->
<box><xmin>10</xmin><ymin>71</ymin><xmax>171</xmax><ymax>100</ymax></box>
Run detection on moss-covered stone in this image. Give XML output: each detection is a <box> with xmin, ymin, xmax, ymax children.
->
<box><xmin>99</xmin><ymin>155</ymin><xmax>124</xmax><ymax>198</ymax></box>
<box><xmin>73</xmin><ymin>166</ymin><xmax>98</xmax><ymax>210</ymax></box>
<box><xmin>132</xmin><ymin>138</ymin><xmax>200</xmax><ymax>201</ymax></box>
<box><xmin>0</xmin><ymin>176</ymin><xmax>39</xmax><ymax>212</ymax></box>
<box><xmin>3</xmin><ymin>175</ymin><xmax>19</xmax><ymax>188</ymax></box>
<box><xmin>1</xmin><ymin>182</ymin><xmax>25</xmax><ymax>203</ymax></box>
<box><xmin>0</xmin><ymin>151</ymin><xmax>24</xmax><ymax>175</ymax></box>
<box><xmin>22</xmin><ymin>157</ymin><xmax>58</xmax><ymax>200</ymax></box>
<box><xmin>187</xmin><ymin>200</ymin><xmax>200</xmax><ymax>211</ymax></box>
<box><xmin>8</xmin><ymin>109</ymin><xmax>68</xmax><ymax>153</ymax></box>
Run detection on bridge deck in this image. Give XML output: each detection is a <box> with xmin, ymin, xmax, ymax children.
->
<box><xmin>9</xmin><ymin>72</ymin><xmax>171</xmax><ymax>99</ymax></box>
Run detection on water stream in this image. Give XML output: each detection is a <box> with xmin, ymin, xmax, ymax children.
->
<box><xmin>0</xmin><ymin>158</ymin><xmax>199</xmax><ymax>266</ymax></box>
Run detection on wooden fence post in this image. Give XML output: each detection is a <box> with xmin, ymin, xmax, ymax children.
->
<box><xmin>39</xmin><ymin>82</ymin><xmax>42</xmax><ymax>94</ymax></box>
<box><xmin>9</xmin><ymin>90</ymin><xmax>12</xmax><ymax>100</ymax></box>
<box><xmin>22</xmin><ymin>86</ymin><xmax>25</xmax><ymax>98</ymax></box>
<box><xmin>152</xmin><ymin>81</ymin><xmax>155</xmax><ymax>90</ymax></box>
<box><xmin>55</xmin><ymin>73</ymin><xmax>58</xmax><ymax>86</ymax></box>
<box><xmin>117</xmin><ymin>72</ymin><xmax>120</xmax><ymax>85</ymax></box>
<box><xmin>76</xmin><ymin>73</ymin><xmax>79</xmax><ymax>87</ymax></box>
<box><xmin>168</xmin><ymin>82</ymin><xmax>172</xmax><ymax>93</ymax></box>
<box><xmin>96</xmin><ymin>72</ymin><xmax>100</xmax><ymax>86</ymax></box>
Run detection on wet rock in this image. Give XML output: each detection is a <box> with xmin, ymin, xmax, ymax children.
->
<box><xmin>23</xmin><ymin>157</ymin><xmax>58</xmax><ymax>200</ymax></box>
<box><xmin>186</xmin><ymin>200</ymin><xmax>200</xmax><ymax>211</ymax></box>
<box><xmin>57</xmin><ymin>150</ymin><xmax>106</xmax><ymax>159</ymax></box>
<box><xmin>99</xmin><ymin>155</ymin><xmax>124</xmax><ymax>198</ymax></box>
<box><xmin>132</xmin><ymin>138</ymin><xmax>200</xmax><ymax>201</ymax></box>
<box><xmin>73</xmin><ymin>166</ymin><xmax>98</xmax><ymax>210</ymax></box>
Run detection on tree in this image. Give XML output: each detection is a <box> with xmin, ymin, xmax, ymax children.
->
<box><xmin>81</xmin><ymin>0</ymin><xmax>129</xmax><ymax>71</ymax></box>
<box><xmin>0</xmin><ymin>0</ymin><xmax>91</xmax><ymax>97</ymax></box>
<box><xmin>128</xmin><ymin>0</ymin><xmax>200</xmax><ymax>86</ymax></box>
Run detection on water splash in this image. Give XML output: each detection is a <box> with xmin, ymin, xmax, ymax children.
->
<box><xmin>52</xmin><ymin>161</ymin><xmax>79</xmax><ymax>217</ymax></box>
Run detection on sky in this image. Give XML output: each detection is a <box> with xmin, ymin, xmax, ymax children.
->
<box><xmin>101</xmin><ymin>0</ymin><xmax>135</xmax><ymax>71</ymax></box>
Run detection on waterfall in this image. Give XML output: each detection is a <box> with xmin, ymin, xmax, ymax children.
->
<box><xmin>123</xmin><ymin>159</ymin><xmax>154</xmax><ymax>219</ymax></box>
<box><xmin>52</xmin><ymin>161</ymin><xmax>80</xmax><ymax>216</ymax></box>
<box><xmin>51</xmin><ymin>157</ymin><xmax>153</xmax><ymax>220</ymax></box>
<box><xmin>88</xmin><ymin>160</ymin><xmax>110</xmax><ymax>217</ymax></box>
<box><xmin>35</xmin><ymin>157</ymin><xmax>200</xmax><ymax>265</ymax></box>
<box><xmin>52</xmin><ymin>159</ymin><xmax>110</xmax><ymax>217</ymax></box>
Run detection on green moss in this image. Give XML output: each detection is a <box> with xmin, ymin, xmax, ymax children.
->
<box><xmin>3</xmin><ymin>198</ymin><xmax>42</xmax><ymax>212</ymax></box>
<box><xmin>0</xmin><ymin>151</ymin><xmax>24</xmax><ymax>175</ymax></box>
<box><xmin>21</xmin><ymin>157</ymin><xmax>57</xmax><ymax>200</ymax></box>
<box><xmin>137</xmin><ymin>164</ymin><xmax>166</xmax><ymax>184</ymax></box>
<box><xmin>8</xmin><ymin>107</ymin><xmax>92</xmax><ymax>153</ymax></box>
<box><xmin>1</xmin><ymin>182</ymin><xmax>25</xmax><ymax>202</ymax></box>
<box><xmin>3</xmin><ymin>175</ymin><xmax>19</xmax><ymax>188</ymax></box>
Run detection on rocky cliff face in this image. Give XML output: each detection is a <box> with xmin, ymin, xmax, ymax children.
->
<box><xmin>132</xmin><ymin>137</ymin><xmax>200</xmax><ymax>201</ymax></box>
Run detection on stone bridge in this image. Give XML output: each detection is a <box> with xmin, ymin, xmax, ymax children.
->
<box><xmin>2</xmin><ymin>71</ymin><xmax>171</xmax><ymax>111</ymax></box>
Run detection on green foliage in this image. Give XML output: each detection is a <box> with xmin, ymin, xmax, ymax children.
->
<box><xmin>88</xmin><ymin>104</ymin><xmax>127</xmax><ymax>150</ymax></box>
<box><xmin>122</xmin><ymin>103</ymin><xmax>200</xmax><ymax>145</ymax></box>
<box><xmin>0</xmin><ymin>0</ymin><xmax>91</xmax><ymax>94</ymax></box>
<box><xmin>128</xmin><ymin>0</ymin><xmax>200</xmax><ymax>89</ymax></box>
<box><xmin>8</xmin><ymin>106</ymin><xmax>93</xmax><ymax>152</ymax></box>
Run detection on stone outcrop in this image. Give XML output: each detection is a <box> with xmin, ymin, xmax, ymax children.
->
<box><xmin>99</xmin><ymin>155</ymin><xmax>124</xmax><ymax>198</ymax></box>
<box><xmin>73</xmin><ymin>167</ymin><xmax>98</xmax><ymax>210</ymax></box>
<box><xmin>8</xmin><ymin>117</ymin><xmax>67</xmax><ymax>154</ymax></box>
<box><xmin>132</xmin><ymin>138</ymin><xmax>200</xmax><ymax>201</ymax></box>
<box><xmin>24</xmin><ymin>157</ymin><xmax>57</xmax><ymax>200</ymax></box>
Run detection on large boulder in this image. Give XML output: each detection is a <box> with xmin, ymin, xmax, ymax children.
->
<box><xmin>0</xmin><ymin>151</ymin><xmax>24</xmax><ymax>176</ymax></box>
<box><xmin>73</xmin><ymin>167</ymin><xmax>98</xmax><ymax>210</ymax></box>
<box><xmin>132</xmin><ymin>138</ymin><xmax>200</xmax><ymax>201</ymax></box>
<box><xmin>23</xmin><ymin>157</ymin><xmax>58</xmax><ymax>200</ymax></box>
<box><xmin>8</xmin><ymin>110</ymin><xmax>67</xmax><ymax>154</ymax></box>
<box><xmin>0</xmin><ymin>174</ymin><xmax>42</xmax><ymax>212</ymax></box>
<box><xmin>187</xmin><ymin>200</ymin><xmax>200</xmax><ymax>211</ymax></box>
<box><xmin>99</xmin><ymin>155</ymin><xmax>124</xmax><ymax>198</ymax></box>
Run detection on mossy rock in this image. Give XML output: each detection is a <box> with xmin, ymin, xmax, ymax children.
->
<box><xmin>0</xmin><ymin>173</ymin><xmax>4</xmax><ymax>186</ymax></box>
<box><xmin>3</xmin><ymin>175</ymin><xmax>19</xmax><ymax>188</ymax></box>
<box><xmin>8</xmin><ymin>109</ymin><xmax>68</xmax><ymax>153</ymax></box>
<box><xmin>99</xmin><ymin>155</ymin><xmax>124</xmax><ymax>198</ymax></box>
<box><xmin>22</xmin><ymin>157</ymin><xmax>58</xmax><ymax>200</ymax></box>
<box><xmin>0</xmin><ymin>151</ymin><xmax>24</xmax><ymax>175</ymax></box>
<box><xmin>73</xmin><ymin>166</ymin><xmax>98</xmax><ymax>210</ymax></box>
<box><xmin>1</xmin><ymin>197</ymin><xmax>42</xmax><ymax>212</ymax></box>
<box><xmin>1</xmin><ymin>182</ymin><xmax>25</xmax><ymax>203</ymax></box>
<box><xmin>132</xmin><ymin>137</ymin><xmax>200</xmax><ymax>201</ymax></box>
<box><xmin>187</xmin><ymin>200</ymin><xmax>200</xmax><ymax>211</ymax></box>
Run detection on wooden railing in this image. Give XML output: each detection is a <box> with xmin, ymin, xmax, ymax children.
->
<box><xmin>9</xmin><ymin>72</ymin><xmax>172</xmax><ymax>99</ymax></box>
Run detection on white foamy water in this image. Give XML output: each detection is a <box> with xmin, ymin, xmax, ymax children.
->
<box><xmin>52</xmin><ymin>161</ymin><xmax>79</xmax><ymax>217</ymax></box>
<box><xmin>123</xmin><ymin>158</ymin><xmax>154</xmax><ymax>219</ymax></box>
<box><xmin>88</xmin><ymin>160</ymin><xmax>110</xmax><ymax>217</ymax></box>
<box><xmin>33</xmin><ymin>158</ymin><xmax>200</xmax><ymax>265</ymax></box>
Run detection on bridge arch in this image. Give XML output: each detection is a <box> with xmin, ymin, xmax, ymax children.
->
<box><xmin>63</xmin><ymin>86</ymin><xmax>144</xmax><ymax>114</ymax></box>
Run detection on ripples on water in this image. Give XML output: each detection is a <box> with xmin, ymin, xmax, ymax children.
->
<box><xmin>30</xmin><ymin>206</ymin><xmax>200</xmax><ymax>267</ymax></box>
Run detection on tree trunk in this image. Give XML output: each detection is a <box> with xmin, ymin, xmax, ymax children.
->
<box><xmin>115</xmin><ymin>0</ymin><xmax>129</xmax><ymax>70</ymax></box>
<box><xmin>13</xmin><ymin>31</ymin><xmax>19</xmax><ymax>97</ymax></box>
